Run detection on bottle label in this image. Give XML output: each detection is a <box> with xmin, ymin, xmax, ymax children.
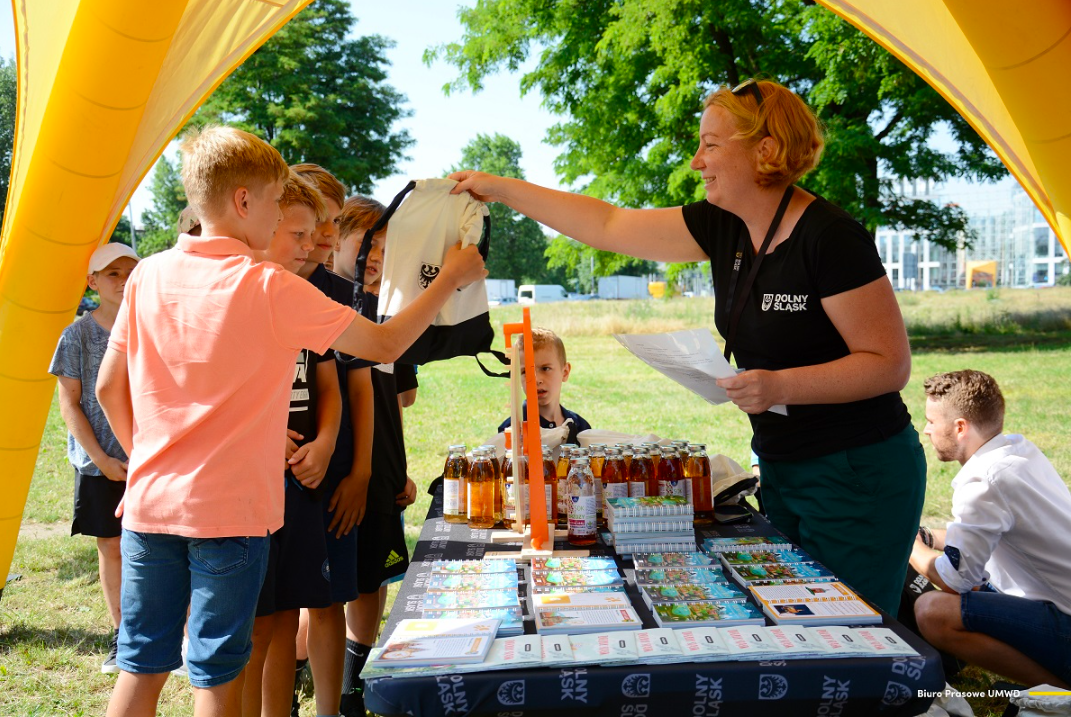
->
<box><xmin>568</xmin><ymin>495</ymin><xmax>596</xmax><ymax>535</ymax></box>
<box><xmin>594</xmin><ymin>478</ymin><xmax>604</xmax><ymax>515</ymax></box>
<box><xmin>603</xmin><ymin>482</ymin><xmax>628</xmax><ymax>513</ymax></box>
<box><xmin>684</xmin><ymin>477</ymin><xmax>693</xmax><ymax>504</ymax></box>
<box><xmin>545</xmin><ymin>484</ymin><xmax>554</xmax><ymax>521</ymax></box>
<box><xmin>659</xmin><ymin>479</ymin><xmax>686</xmax><ymax>498</ymax></box>
<box><xmin>504</xmin><ymin>478</ymin><xmax>516</xmax><ymax>521</ymax></box>
<box><xmin>558</xmin><ymin>477</ymin><xmax>569</xmax><ymax>517</ymax></box>
<box><xmin>467</xmin><ymin>483</ymin><xmax>475</xmax><ymax>518</ymax></box>
<box><xmin>444</xmin><ymin>478</ymin><xmax>459</xmax><ymax>515</ymax></box>
<box><xmin>628</xmin><ymin>481</ymin><xmax>646</xmax><ymax>498</ymax></box>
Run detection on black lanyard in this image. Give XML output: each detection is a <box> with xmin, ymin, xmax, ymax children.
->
<box><xmin>722</xmin><ymin>185</ymin><xmax>795</xmax><ymax>363</ymax></box>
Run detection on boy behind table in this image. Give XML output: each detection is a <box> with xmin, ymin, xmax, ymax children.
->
<box><xmin>48</xmin><ymin>242</ymin><xmax>140</xmax><ymax>674</ymax></box>
<box><xmin>332</xmin><ymin>196</ymin><xmax>420</xmax><ymax>717</ymax></box>
<box><xmin>240</xmin><ymin>170</ymin><xmax>343</xmax><ymax>716</ymax></box>
<box><xmin>95</xmin><ymin>126</ymin><xmax>486</xmax><ymax>717</ymax></box>
<box><xmin>497</xmin><ymin>327</ymin><xmax>590</xmax><ymax>445</ymax></box>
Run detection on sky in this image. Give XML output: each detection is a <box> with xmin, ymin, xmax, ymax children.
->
<box><xmin>0</xmin><ymin>2</ymin><xmax>1017</xmax><ymax>227</ymax></box>
<box><xmin>0</xmin><ymin>2</ymin><xmax>567</xmax><ymax>224</ymax></box>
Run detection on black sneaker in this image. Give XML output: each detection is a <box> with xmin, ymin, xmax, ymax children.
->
<box><xmin>101</xmin><ymin>629</ymin><xmax>119</xmax><ymax>674</ymax></box>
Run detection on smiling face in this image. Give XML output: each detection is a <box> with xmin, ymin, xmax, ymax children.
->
<box><xmin>689</xmin><ymin>106</ymin><xmax>763</xmax><ymax>210</ymax></box>
<box><xmin>520</xmin><ymin>345</ymin><xmax>571</xmax><ymax>412</ymax></box>
<box><xmin>265</xmin><ymin>203</ymin><xmax>316</xmax><ymax>273</ymax></box>
<box><xmin>87</xmin><ymin>257</ymin><xmax>138</xmax><ymax>308</ymax></box>
<box><xmin>306</xmin><ymin>198</ymin><xmax>341</xmax><ymax>267</ymax></box>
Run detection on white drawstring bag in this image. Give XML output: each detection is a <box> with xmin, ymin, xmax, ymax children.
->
<box><xmin>357</xmin><ymin>178</ymin><xmax>497</xmax><ymax>365</ymax></box>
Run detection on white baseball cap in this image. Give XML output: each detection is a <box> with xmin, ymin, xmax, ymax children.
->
<box><xmin>88</xmin><ymin>243</ymin><xmax>140</xmax><ymax>273</ymax></box>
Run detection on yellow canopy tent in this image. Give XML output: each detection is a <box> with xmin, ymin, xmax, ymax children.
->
<box><xmin>0</xmin><ymin>0</ymin><xmax>314</xmax><ymax>596</ymax></box>
<box><xmin>967</xmin><ymin>260</ymin><xmax>999</xmax><ymax>289</ymax></box>
<box><xmin>2</xmin><ymin>0</ymin><xmax>1071</xmax><ymax>590</ymax></box>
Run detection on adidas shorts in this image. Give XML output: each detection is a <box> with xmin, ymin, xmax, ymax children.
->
<box><xmin>355</xmin><ymin>510</ymin><xmax>409</xmax><ymax>595</ymax></box>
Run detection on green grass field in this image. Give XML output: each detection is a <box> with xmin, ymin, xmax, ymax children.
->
<box><xmin>4</xmin><ymin>287</ymin><xmax>1070</xmax><ymax>715</ymax></box>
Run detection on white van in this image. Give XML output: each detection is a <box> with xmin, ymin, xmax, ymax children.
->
<box><xmin>517</xmin><ymin>284</ymin><xmax>567</xmax><ymax>304</ymax></box>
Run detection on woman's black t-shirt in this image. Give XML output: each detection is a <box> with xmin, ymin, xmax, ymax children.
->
<box><xmin>682</xmin><ymin>196</ymin><xmax>910</xmax><ymax>461</ymax></box>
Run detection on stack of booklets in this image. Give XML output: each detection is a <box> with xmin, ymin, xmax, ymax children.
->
<box><xmin>531</xmin><ymin>591</ymin><xmax>643</xmax><ymax>635</ymax></box>
<box><xmin>702</xmin><ymin>535</ymin><xmax>793</xmax><ymax>554</ymax></box>
<box><xmin>423</xmin><ymin>558</ymin><xmax>523</xmax><ymax>635</ymax></box>
<box><xmin>748</xmin><ymin>582</ymin><xmax>882</xmax><ymax>626</ymax></box>
<box><xmin>605</xmin><ymin>496</ymin><xmax>697</xmax><ymax>554</ymax></box>
<box><xmin>633</xmin><ymin>552</ymin><xmax>746</xmax><ymax>607</ymax></box>
<box><xmin>370</xmin><ymin>617</ymin><xmax>499</xmax><ymax>668</ymax></box>
<box><xmin>726</xmin><ymin>560</ymin><xmax>837</xmax><ymax>587</ymax></box>
<box><xmin>359</xmin><ymin>625</ymin><xmax>920</xmax><ymax>680</ymax></box>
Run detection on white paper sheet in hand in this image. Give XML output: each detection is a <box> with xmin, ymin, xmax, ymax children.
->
<box><xmin>613</xmin><ymin>329</ymin><xmax>788</xmax><ymax>416</ymax></box>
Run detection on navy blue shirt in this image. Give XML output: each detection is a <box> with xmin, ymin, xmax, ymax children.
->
<box><xmin>498</xmin><ymin>402</ymin><xmax>591</xmax><ymax>445</ymax></box>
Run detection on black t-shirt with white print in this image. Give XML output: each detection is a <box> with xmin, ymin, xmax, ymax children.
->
<box><xmin>682</xmin><ymin>195</ymin><xmax>910</xmax><ymax>461</ymax></box>
<box><xmin>286</xmin><ymin>347</ymin><xmax>331</xmax><ymax>487</ymax></box>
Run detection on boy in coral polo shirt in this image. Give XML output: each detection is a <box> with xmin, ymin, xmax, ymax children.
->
<box><xmin>96</xmin><ymin>126</ymin><xmax>485</xmax><ymax>717</ymax></box>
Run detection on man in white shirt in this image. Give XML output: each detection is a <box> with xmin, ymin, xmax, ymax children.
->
<box><xmin>911</xmin><ymin>370</ymin><xmax>1071</xmax><ymax>689</ymax></box>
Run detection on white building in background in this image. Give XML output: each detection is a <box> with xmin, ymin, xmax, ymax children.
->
<box><xmin>874</xmin><ymin>179</ymin><xmax>1067</xmax><ymax>289</ymax></box>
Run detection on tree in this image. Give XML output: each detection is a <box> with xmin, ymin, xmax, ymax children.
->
<box><xmin>429</xmin><ymin>0</ymin><xmax>1005</xmax><ymax>253</ymax></box>
<box><xmin>451</xmin><ymin>134</ymin><xmax>555</xmax><ymax>283</ymax></box>
<box><xmin>138</xmin><ymin>155</ymin><xmax>187</xmax><ymax>256</ymax></box>
<box><xmin>196</xmin><ymin>0</ymin><xmax>412</xmax><ymax>194</ymax></box>
<box><xmin>0</xmin><ymin>57</ymin><xmax>17</xmax><ymax>224</ymax></box>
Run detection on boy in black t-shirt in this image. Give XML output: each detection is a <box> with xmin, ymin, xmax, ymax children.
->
<box><xmin>498</xmin><ymin>327</ymin><xmax>591</xmax><ymax>445</ymax></box>
<box><xmin>241</xmin><ymin>171</ymin><xmax>343</xmax><ymax>715</ymax></box>
<box><xmin>335</xmin><ymin>197</ymin><xmax>418</xmax><ymax>717</ymax></box>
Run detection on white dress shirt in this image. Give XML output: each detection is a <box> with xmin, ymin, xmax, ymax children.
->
<box><xmin>935</xmin><ymin>434</ymin><xmax>1071</xmax><ymax>615</ymax></box>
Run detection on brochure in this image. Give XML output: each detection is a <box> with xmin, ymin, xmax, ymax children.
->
<box><xmin>535</xmin><ymin>606</ymin><xmax>642</xmax><ymax>635</ymax></box>
<box><xmin>569</xmin><ymin>631</ymin><xmax>639</xmax><ymax>665</ymax></box>
<box><xmin>426</xmin><ymin>572</ymin><xmax>519</xmax><ymax>592</ymax></box>
<box><xmin>729</xmin><ymin>561</ymin><xmax>836</xmax><ymax>586</ymax></box>
<box><xmin>748</xmin><ymin>582</ymin><xmax>882</xmax><ymax>626</ymax></box>
<box><xmin>531</xmin><ymin>556</ymin><xmax>617</xmax><ymax>572</ymax></box>
<box><xmin>421</xmin><ymin>590</ymin><xmax>519</xmax><ymax>612</ymax></box>
<box><xmin>641</xmin><ymin>582</ymin><xmax>747</xmax><ymax>604</ymax></box>
<box><xmin>529</xmin><ymin>569</ymin><xmax>624</xmax><ymax>588</ymax></box>
<box><xmin>702</xmin><ymin>536</ymin><xmax>792</xmax><ymax>553</ymax></box>
<box><xmin>605</xmin><ymin>495</ymin><xmax>693</xmax><ymax>518</ymax></box>
<box><xmin>372</xmin><ymin>618</ymin><xmax>499</xmax><ymax>667</ymax></box>
<box><xmin>431</xmin><ymin>558</ymin><xmax>518</xmax><ymax>574</ymax></box>
<box><xmin>720</xmin><ymin>625</ymin><xmax>781</xmax><ymax>660</ymax></box>
<box><xmin>632</xmin><ymin>552</ymin><xmax>713</xmax><ymax>568</ymax></box>
<box><xmin>675</xmin><ymin>627</ymin><xmax>733</xmax><ymax>662</ymax></box>
<box><xmin>632</xmin><ymin>567</ymin><xmax>728</xmax><ymax>586</ymax></box>
<box><xmin>718</xmin><ymin>548</ymin><xmax>812</xmax><ymax>566</ymax></box>
<box><xmin>651</xmin><ymin>600</ymin><xmax>765</xmax><ymax>628</ymax></box>
<box><xmin>634</xmin><ymin>628</ymin><xmax>685</xmax><ymax>664</ymax></box>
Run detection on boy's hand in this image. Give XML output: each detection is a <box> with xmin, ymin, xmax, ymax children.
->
<box><xmin>100</xmin><ymin>456</ymin><xmax>129</xmax><ymax>482</ymax></box>
<box><xmin>284</xmin><ymin>429</ymin><xmax>303</xmax><ymax>470</ymax></box>
<box><xmin>395</xmin><ymin>477</ymin><xmax>417</xmax><ymax>508</ymax></box>
<box><xmin>328</xmin><ymin>471</ymin><xmax>369</xmax><ymax>538</ymax></box>
<box><xmin>289</xmin><ymin>438</ymin><xmax>332</xmax><ymax>490</ymax></box>
<box><xmin>439</xmin><ymin>242</ymin><xmax>487</xmax><ymax>289</ymax></box>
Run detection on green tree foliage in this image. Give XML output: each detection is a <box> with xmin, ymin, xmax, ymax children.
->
<box><xmin>0</xmin><ymin>57</ymin><xmax>17</xmax><ymax>224</ymax></box>
<box><xmin>451</xmin><ymin>133</ymin><xmax>557</xmax><ymax>284</ymax></box>
<box><xmin>138</xmin><ymin>156</ymin><xmax>187</xmax><ymax>256</ymax></box>
<box><xmin>196</xmin><ymin>0</ymin><xmax>412</xmax><ymax>194</ymax></box>
<box><xmin>430</xmin><ymin>0</ymin><xmax>1005</xmax><ymax>257</ymax></box>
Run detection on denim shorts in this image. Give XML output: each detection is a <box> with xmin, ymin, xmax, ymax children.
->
<box><xmin>117</xmin><ymin>530</ymin><xmax>270</xmax><ymax>688</ymax></box>
<box><xmin>961</xmin><ymin>590</ymin><xmax>1071</xmax><ymax>682</ymax></box>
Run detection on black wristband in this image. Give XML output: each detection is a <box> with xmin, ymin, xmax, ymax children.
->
<box><xmin>918</xmin><ymin>526</ymin><xmax>934</xmax><ymax>548</ymax></box>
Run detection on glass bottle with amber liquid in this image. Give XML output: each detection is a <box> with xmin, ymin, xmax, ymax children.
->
<box><xmin>567</xmin><ymin>454</ymin><xmax>597</xmax><ymax>546</ymax></box>
<box><xmin>481</xmin><ymin>444</ymin><xmax>504</xmax><ymax>526</ymax></box>
<box><xmin>686</xmin><ymin>443</ymin><xmax>715</xmax><ymax>525</ymax></box>
<box><xmin>532</xmin><ymin>444</ymin><xmax>558</xmax><ymax>528</ymax></box>
<box><xmin>588</xmin><ymin>444</ymin><xmax>606</xmax><ymax>528</ymax></box>
<box><xmin>601</xmin><ymin>447</ymin><xmax>629</xmax><ymax>516</ymax></box>
<box><xmin>657</xmin><ymin>445</ymin><xmax>687</xmax><ymax>498</ymax></box>
<box><xmin>501</xmin><ymin>432</ymin><xmax>525</xmax><ymax>530</ymax></box>
<box><xmin>556</xmin><ymin>444</ymin><xmax>577</xmax><ymax>528</ymax></box>
<box><xmin>628</xmin><ymin>446</ymin><xmax>654</xmax><ymax>497</ymax></box>
<box><xmin>467</xmin><ymin>447</ymin><xmax>497</xmax><ymax>529</ymax></box>
<box><xmin>443</xmin><ymin>444</ymin><xmax>469</xmax><ymax>524</ymax></box>
<box><xmin>616</xmin><ymin>443</ymin><xmax>634</xmax><ymax>471</ymax></box>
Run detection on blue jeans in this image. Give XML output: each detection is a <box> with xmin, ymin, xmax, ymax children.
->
<box><xmin>961</xmin><ymin>590</ymin><xmax>1071</xmax><ymax>682</ymax></box>
<box><xmin>117</xmin><ymin>530</ymin><xmax>270</xmax><ymax>688</ymax></box>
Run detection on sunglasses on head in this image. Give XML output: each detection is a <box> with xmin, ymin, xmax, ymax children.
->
<box><xmin>731</xmin><ymin>78</ymin><xmax>764</xmax><ymax>107</ymax></box>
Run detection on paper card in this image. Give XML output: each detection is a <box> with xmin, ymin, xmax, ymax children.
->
<box><xmin>806</xmin><ymin>626</ymin><xmax>875</xmax><ymax>656</ymax></box>
<box><xmin>484</xmin><ymin>635</ymin><xmax>545</xmax><ymax>669</ymax></box>
<box><xmin>541</xmin><ymin>635</ymin><xmax>576</xmax><ymax>665</ymax></box>
<box><xmin>635</xmin><ymin>628</ymin><xmax>683</xmax><ymax>662</ymax></box>
<box><xmin>675</xmin><ymin>627</ymin><xmax>732</xmax><ymax>661</ymax></box>
<box><xmin>720</xmin><ymin>626</ymin><xmax>781</xmax><ymax>660</ymax></box>
<box><xmin>851</xmin><ymin>627</ymin><xmax>919</xmax><ymax>657</ymax></box>
<box><xmin>388</xmin><ymin>618</ymin><xmax>500</xmax><ymax>640</ymax></box>
<box><xmin>762</xmin><ymin>626</ymin><xmax>829</xmax><ymax>657</ymax></box>
<box><xmin>532</xmin><ymin>592</ymin><xmax>633</xmax><ymax>610</ymax></box>
<box><xmin>569</xmin><ymin>632</ymin><xmax>639</xmax><ymax>665</ymax></box>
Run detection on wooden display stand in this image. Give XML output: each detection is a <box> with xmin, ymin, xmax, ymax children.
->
<box><xmin>489</xmin><ymin>308</ymin><xmax>583</xmax><ymax>562</ymax></box>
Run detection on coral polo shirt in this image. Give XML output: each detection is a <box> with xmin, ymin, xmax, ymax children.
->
<box><xmin>109</xmin><ymin>234</ymin><xmax>355</xmax><ymax>538</ymax></box>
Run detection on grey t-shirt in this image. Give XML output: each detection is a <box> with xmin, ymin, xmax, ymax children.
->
<box><xmin>48</xmin><ymin>313</ymin><xmax>127</xmax><ymax>475</ymax></box>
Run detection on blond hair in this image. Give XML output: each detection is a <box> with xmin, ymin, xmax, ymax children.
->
<box><xmin>530</xmin><ymin>327</ymin><xmax>567</xmax><ymax>367</ymax></box>
<box><xmin>280</xmin><ymin>169</ymin><xmax>328</xmax><ymax>223</ymax></box>
<box><xmin>924</xmin><ymin>370</ymin><xmax>1005</xmax><ymax>435</ymax></box>
<box><xmin>291</xmin><ymin>163</ymin><xmax>347</xmax><ymax>209</ymax></box>
<box><xmin>338</xmin><ymin>195</ymin><xmax>387</xmax><ymax>241</ymax></box>
<box><xmin>703</xmin><ymin>80</ymin><xmax>825</xmax><ymax>187</ymax></box>
<box><xmin>179</xmin><ymin>125</ymin><xmax>289</xmax><ymax>218</ymax></box>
